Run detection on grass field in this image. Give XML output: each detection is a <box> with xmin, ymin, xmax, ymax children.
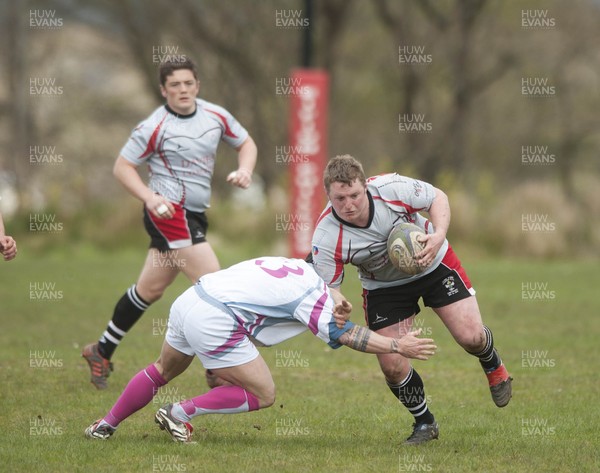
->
<box><xmin>1</xmin><ymin>246</ymin><xmax>598</xmax><ymax>473</ymax></box>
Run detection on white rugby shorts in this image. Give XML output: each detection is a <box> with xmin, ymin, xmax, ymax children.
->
<box><xmin>165</xmin><ymin>286</ymin><xmax>259</xmax><ymax>369</ymax></box>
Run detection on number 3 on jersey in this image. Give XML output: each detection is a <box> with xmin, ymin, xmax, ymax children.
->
<box><xmin>255</xmin><ymin>259</ymin><xmax>305</xmax><ymax>279</ymax></box>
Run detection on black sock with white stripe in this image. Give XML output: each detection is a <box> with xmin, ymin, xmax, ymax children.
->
<box><xmin>387</xmin><ymin>367</ymin><xmax>435</xmax><ymax>425</ymax></box>
<box><xmin>97</xmin><ymin>285</ymin><xmax>151</xmax><ymax>360</ymax></box>
<box><xmin>467</xmin><ymin>325</ymin><xmax>502</xmax><ymax>373</ymax></box>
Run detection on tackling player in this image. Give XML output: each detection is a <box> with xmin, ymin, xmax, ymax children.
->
<box><xmin>310</xmin><ymin>155</ymin><xmax>512</xmax><ymax>445</ymax></box>
<box><xmin>82</xmin><ymin>58</ymin><xmax>257</xmax><ymax>389</ymax></box>
<box><xmin>84</xmin><ymin>256</ymin><xmax>437</xmax><ymax>441</ymax></box>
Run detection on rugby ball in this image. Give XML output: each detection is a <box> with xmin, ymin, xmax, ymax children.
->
<box><xmin>387</xmin><ymin>223</ymin><xmax>427</xmax><ymax>275</ymax></box>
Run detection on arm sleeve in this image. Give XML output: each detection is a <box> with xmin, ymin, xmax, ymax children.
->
<box><xmin>120</xmin><ymin>121</ymin><xmax>154</xmax><ymax>166</ymax></box>
<box><xmin>295</xmin><ymin>280</ymin><xmax>354</xmax><ymax>349</ymax></box>
<box><xmin>311</xmin><ymin>295</ymin><xmax>355</xmax><ymax>349</ymax></box>
<box><xmin>376</xmin><ymin>174</ymin><xmax>437</xmax><ymax>214</ymax></box>
<box><xmin>311</xmin><ymin>226</ymin><xmax>344</xmax><ymax>288</ymax></box>
<box><xmin>204</xmin><ymin>104</ymin><xmax>249</xmax><ymax>149</ymax></box>
<box><xmin>326</xmin><ymin>320</ymin><xmax>356</xmax><ymax>349</ymax></box>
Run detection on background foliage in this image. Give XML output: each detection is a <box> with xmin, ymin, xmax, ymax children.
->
<box><xmin>1</xmin><ymin>0</ymin><xmax>599</xmax><ymax>257</ymax></box>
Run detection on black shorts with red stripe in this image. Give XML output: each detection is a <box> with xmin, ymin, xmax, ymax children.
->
<box><xmin>143</xmin><ymin>203</ymin><xmax>208</xmax><ymax>252</ymax></box>
<box><xmin>362</xmin><ymin>245</ymin><xmax>475</xmax><ymax>330</ymax></box>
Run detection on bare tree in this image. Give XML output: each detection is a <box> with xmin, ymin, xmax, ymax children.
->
<box><xmin>373</xmin><ymin>0</ymin><xmax>516</xmax><ymax>181</ymax></box>
<box><xmin>373</xmin><ymin>0</ymin><xmax>425</xmax><ymax>175</ymax></box>
<box><xmin>317</xmin><ymin>0</ymin><xmax>355</xmax><ymax>71</ymax></box>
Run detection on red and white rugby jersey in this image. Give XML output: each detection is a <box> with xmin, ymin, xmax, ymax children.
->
<box><xmin>120</xmin><ymin>98</ymin><xmax>249</xmax><ymax>212</ymax></box>
<box><xmin>311</xmin><ymin>173</ymin><xmax>449</xmax><ymax>290</ymax></box>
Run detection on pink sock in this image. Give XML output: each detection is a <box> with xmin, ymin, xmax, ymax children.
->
<box><xmin>103</xmin><ymin>364</ymin><xmax>166</xmax><ymax>427</ymax></box>
<box><xmin>172</xmin><ymin>385</ymin><xmax>260</xmax><ymax>422</ymax></box>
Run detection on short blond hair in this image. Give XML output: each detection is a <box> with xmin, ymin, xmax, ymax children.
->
<box><xmin>323</xmin><ymin>155</ymin><xmax>366</xmax><ymax>193</ymax></box>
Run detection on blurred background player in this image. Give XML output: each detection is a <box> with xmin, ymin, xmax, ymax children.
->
<box><xmin>85</xmin><ymin>256</ymin><xmax>436</xmax><ymax>441</ymax></box>
<box><xmin>0</xmin><ymin>211</ymin><xmax>17</xmax><ymax>261</ymax></box>
<box><xmin>310</xmin><ymin>155</ymin><xmax>512</xmax><ymax>445</ymax></box>
<box><xmin>83</xmin><ymin>58</ymin><xmax>257</xmax><ymax>389</ymax></box>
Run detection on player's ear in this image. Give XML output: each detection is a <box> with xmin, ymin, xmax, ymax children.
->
<box><xmin>160</xmin><ymin>85</ymin><xmax>167</xmax><ymax>98</ymax></box>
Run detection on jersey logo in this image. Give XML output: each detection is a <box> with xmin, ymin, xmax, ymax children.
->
<box><xmin>413</xmin><ymin>180</ymin><xmax>423</xmax><ymax>197</ymax></box>
<box><xmin>443</xmin><ymin>276</ymin><xmax>459</xmax><ymax>296</ymax></box>
<box><xmin>164</xmin><ymin>138</ymin><xmax>190</xmax><ymax>153</ymax></box>
<box><xmin>373</xmin><ymin>313</ymin><xmax>388</xmax><ymax>324</ymax></box>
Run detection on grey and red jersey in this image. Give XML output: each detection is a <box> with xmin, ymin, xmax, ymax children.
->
<box><xmin>120</xmin><ymin>98</ymin><xmax>249</xmax><ymax>212</ymax></box>
<box><xmin>311</xmin><ymin>173</ymin><xmax>449</xmax><ymax>290</ymax></box>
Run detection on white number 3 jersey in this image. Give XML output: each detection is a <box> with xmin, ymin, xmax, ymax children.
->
<box><xmin>196</xmin><ymin>257</ymin><xmax>355</xmax><ymax>348</ymax></box>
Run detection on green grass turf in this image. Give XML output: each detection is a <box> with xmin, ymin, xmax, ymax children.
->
<box><xmin>1</xmin><ymin>247</ymin><xmax>598</xmax><ymax>472</ymax></box>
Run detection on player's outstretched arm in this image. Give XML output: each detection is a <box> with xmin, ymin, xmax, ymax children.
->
<box><xmin>338</xmin><ymin>327</ymin><xmax>436</xmax><ymax>360</ymax></box>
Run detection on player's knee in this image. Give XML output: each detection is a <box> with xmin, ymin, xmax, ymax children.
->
<box><xmin>257</xmin><ymin>385</ymin><xmax>276</xmax><ymax>408</ymax></box>
<box><xmin>152</xmin><ymin>361</ymin><xmax>172</xmax><ymax>383</ymax></box>
<box><xmin>457</xmin><ymin>326</ymin><xmax>486</xmax><ymax>353</ymax></box>
<box><xmin>136</xmin><ymin>285</ymin><xmax>165</xmax><ymax>304</ymax></box>
<box><xmin>380</xmin><ymin>358</ymin><xmax>411</xmax><ymax>384</ymax></box>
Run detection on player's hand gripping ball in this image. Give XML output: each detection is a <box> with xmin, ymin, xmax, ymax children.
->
<box><xmin>387</xmin><ymin>223</ymin><xmax>427</xmax><ymax>275</ymax></box>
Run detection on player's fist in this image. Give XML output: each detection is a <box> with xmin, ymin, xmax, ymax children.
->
<box><xmin>145</xmin><ymin>194</ymin><xmax>175</xmax><ymax>220</ymax></box>
<box><xmin>414</xmin><ymin>232</ymin><xmax>444</xmax><ymax>267</ymax></box>
<box><xmin>333</xmin><ymin>300</ymin><xmax>352</xmax><ymax>328</ymax></box>
<box><xmin>0</xmin><ymin>235</ymin><xmax>17</xmax><ymax>261</ymax></box>
<box><xmin>227</xmin><ymin>168</ymin><xmax>252</xmax><ymax>189</ymax></box>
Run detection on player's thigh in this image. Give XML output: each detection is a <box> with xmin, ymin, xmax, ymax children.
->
<box><xmin>179</xmin><ymin>294</ymin><xmax>270</xmax><ymax>400</ymax></box>
<box><xmin>136</xmin><ymin>248</ymin><xmax>180</xmax><ymax>302</ymax></box>
<box><xmin>155</xmin><ymin>340</ymin><xmax>195</xmax><ymax>382</ymax></box>
<box><xmin>178</xmin><ymin>300</ymin><xmax>274</xmax><ymax>406</ymax></box>
<box><xmin>174</xmin><ymin>242</ymin><xmax>220</xmax><ymax>283</ymax></box>
<box><xmin>210</xmin><ymin>356</ymin><xmax>275</xmax><ymax>408</ymax></box>
<box><xmin>433</xmin><ymin>296</ymin><xmax>485</xmax><ymax>350</ymax></box>
<box><xmin>375</xmin><ymin>318</ymin><xmax>415</xmax><ymax>381</ymax></box>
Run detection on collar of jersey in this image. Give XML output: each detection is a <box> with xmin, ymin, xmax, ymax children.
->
<box><xmin>164</xmin><ymin>103</ymin><xmax>197</xmax><ymax>119</ymax></box>
<box><xmin>331</xmin><ymin>191</ymin><xmax>375</xmax><ymax>229</ymax></box>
